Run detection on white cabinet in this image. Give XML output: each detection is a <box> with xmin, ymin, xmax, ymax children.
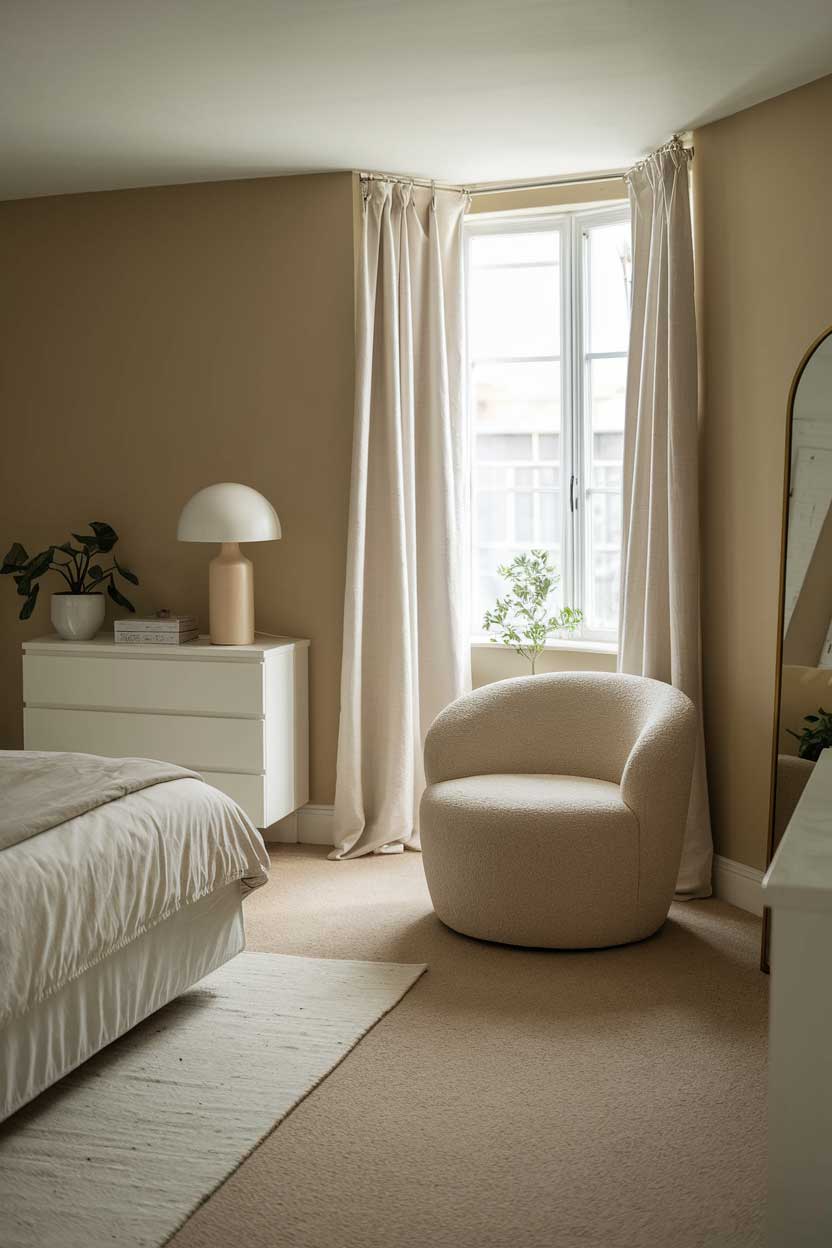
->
<box><xmin>762</xmin><ymin>748</ymin><xmax>832</xmax><ymax>1248</ymax></box>
<box><xmin>22</xmin><ymin>634</ymin><xmax>309</xmax><ymax>829</ymax></box>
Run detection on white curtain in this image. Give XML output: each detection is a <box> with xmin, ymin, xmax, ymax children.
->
<box><xmin>331</xmin><ymin>180</ymin><xmax>470</xmax><ymax>859</ymax></box>
<box><xmin>619</xmin><ymin>142</ymin><xmax>713</xmax><ymax>898</ymax></box>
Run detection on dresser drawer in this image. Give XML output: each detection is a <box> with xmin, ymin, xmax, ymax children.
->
<box><xmin>200</xmin><ymin>771</ymin><xmax>266</xmax><ymax>827</ymax></box>
<box><xmin>23</xmin><ymin>653</ymin><xmax>264</xmax><ymax>717</ymax></box>
<box><xmin>24</xmin><ymin>708</ymin><xmax>265</xmax><ymax>773</ymax></box>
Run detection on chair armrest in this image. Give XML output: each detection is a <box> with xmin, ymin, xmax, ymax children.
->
<box><xmin>620</xmin><ymin>691</ymin><xmax>698</xmax><ymax>917</ymax></box>
<box><xmin>619</xmin><ymin>695</ymin><xmax>696</xmax><ymax>822</ymax></box>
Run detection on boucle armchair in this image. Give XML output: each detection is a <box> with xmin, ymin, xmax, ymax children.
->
<box><xmin>420</xmin><ymin>672</ymin><xmax>697</xmax><ymax>949</ymax></box>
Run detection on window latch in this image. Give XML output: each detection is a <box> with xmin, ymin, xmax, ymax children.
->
<box><xmin>570</xmin><ymin>474</ymin><xmax>578</xmax><ymax>513</ymax></box>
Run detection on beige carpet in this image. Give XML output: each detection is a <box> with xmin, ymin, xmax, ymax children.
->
<box><xmin>169</xmin><ymin>846</ymin><xmax>768</xmax><ymax>1248</ymax></box>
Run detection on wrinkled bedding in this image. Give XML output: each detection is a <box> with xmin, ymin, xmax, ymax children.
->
<box><xmin>0</xmin><ymin>750</ymin><xmax>204</xmax><ymax>852</ymax></box>
<box><xmin>0</xmin><ymin>755</ymin><xmax>270</xmax><ymax>1030</ymax></box>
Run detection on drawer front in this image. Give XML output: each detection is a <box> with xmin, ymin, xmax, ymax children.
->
<box><xmin>23</xmin><ymin>654</ymin><xmax>264</xmax><ymax>717</ymax></box>
<box><xmin>24</xmin><ymin>708</ymin><xmax>265</xmax><ymax>773</ymax></box>
<box><xmin>201</xmin><ymin>771</ymin><xmax>266</xmax><ymax>828</ymax></box>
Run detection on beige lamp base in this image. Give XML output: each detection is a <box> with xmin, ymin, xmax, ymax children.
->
<box><xmin>209</xmin><ymin>542</ymin><xmax>254</xmax><ymax>645</ymax></box>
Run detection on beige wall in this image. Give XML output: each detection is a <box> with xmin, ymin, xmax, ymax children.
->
<box><xmin>694</xmin><ymin>73</ymin><xmax>832</xmax><ymax>868</ymax></box>
<box><xmin>467</xmin><ymin>178</ymin><xmax>626</xmax><ymax>216</ymax></box>
<box><xmin>0</xmin><ymin>172</ymin><xmax>355</xmax><ymax>810</ymax></box>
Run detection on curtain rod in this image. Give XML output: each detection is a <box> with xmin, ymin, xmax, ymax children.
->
<box><xmin>359</xmin><ymin>137</ymin><xmax>693</xmax><ymax>198</ymax></box>
<box><xmin>468</xmin><ymin>170</ymin><xmax>628</xmax><ymax>197</ymax></box>
<box><xmin>359</xmin><ymin>169</ymin><xmax>627</xmax><ymax>197</ymax></box>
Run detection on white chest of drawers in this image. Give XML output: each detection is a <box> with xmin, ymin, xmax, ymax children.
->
<box><xmin>22</xmin><ymin>633</ymin><xmax>309</xmax><ymax>829</ymax></box>
<box><xmin>763</xmin><ymin>748</ymin><xmax>832</xmax><ymax>1247</ymax></box>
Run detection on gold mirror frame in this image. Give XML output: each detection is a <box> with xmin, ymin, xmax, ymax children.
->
<box><xmin>761</xmin><ymin>323</ymin><xmax>832</xmax><ymax>972</ymax></box>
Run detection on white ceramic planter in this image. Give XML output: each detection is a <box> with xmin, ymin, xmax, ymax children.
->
<box><xmin>51</xmin><ymin>593</ymin><xmax>106</xmax><ymax>641</ymax></box>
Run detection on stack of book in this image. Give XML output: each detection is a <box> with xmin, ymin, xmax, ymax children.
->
<box><xmin>114</xmin><ymin>614</ymin><xmax>199</xmax><ymax>645</ymax></box>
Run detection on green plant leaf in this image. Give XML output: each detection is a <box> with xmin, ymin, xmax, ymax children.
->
<box><xmin>87</xmin><ymin>565</ymin><xmax>104</xmax><ymax>582</ymax></box>
<box><xmin>114</xmin><ymin>557</ymin><xmax>139</xmax><ymax>586</ymax></box>
<box><xmin>56</xmin><ymin>541</ymin><xmax>81</xmax><ymax>557</ymax></box>
<box><xmin>481</xmin><ymin>548</ymin><xmax>579</xmax><ymax>673</ymax></box>
<box><xmin>89</xmin><ymin>522</ymin><xmax>118</xmax><ymax>552</ymax></box>
<box><xmin>72</xmin><ymin>533</ymin><xmax>100</xmax><ymax>550</ymax></box>
<box><xmin>19</xmin><ymin>583</ymin><xmax>39</xmax><ymax>620</ymax></box>
<box><xmin>1</xmin><ymin>542</ymin><xmax>29</xmax><ymax>574</ymax></box>
<box><xmin>25</xmin><ymin>548</ymin><xmax>54</xmax><ymax>579</ymax></box>
<box><xmin>789</xmin><ymin>708</ymin><xmax>832</xmax><ymax>763</ymax></box>
<box><xmin>107</xmin><ymin>581</ymin><xmax>135</xmax><ymax>612</ymax></box>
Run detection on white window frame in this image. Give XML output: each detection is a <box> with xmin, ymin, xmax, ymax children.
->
<box><xmin>465</xmin><ymin>201</ymin><xmax>630</xmax><ymax>647</ymax></box>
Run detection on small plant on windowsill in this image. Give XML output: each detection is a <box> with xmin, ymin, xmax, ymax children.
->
<box><xmin>483</xmin><ymin>549</ymin><xmax>582</xmax><ymax>675</ymax></box>
<box><xmin>786</xmin><ymin>708</ymin><xmax>832</xmax><ymax>763</ymax></box>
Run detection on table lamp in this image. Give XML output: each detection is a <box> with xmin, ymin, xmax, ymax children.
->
<box><xmin>177</xmin><ymin>483</ymin><xmax>281</xmax><ymax>645</ymax></box>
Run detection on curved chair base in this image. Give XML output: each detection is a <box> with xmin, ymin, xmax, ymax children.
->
<box><xmin>428</xmin><ymin>907</ymin><xmax>667</xmax><ymax>951</ymax></box>
<box><xmin>420</xmin><ymin>773</ymin><xmax>674</xmax><ymax>950</ymax></box>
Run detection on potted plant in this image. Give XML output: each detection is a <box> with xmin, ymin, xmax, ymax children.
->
<box><xmin>787</xmin><ymin>708</ymin><xmax>832</xmax><ymax>763</ymax></box>
<box><xmin>483</xmin><ymin>549</ymin><xmax>582</xmax><ymax>674</ymax></box>
<box><xmin>2</xmin><ymin>522</ymin><xmax>139</xmax><ymax>640</ymax></box>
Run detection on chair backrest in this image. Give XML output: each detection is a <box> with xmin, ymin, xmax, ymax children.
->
<box><xmin>424</xmin><ymin>671</ymin><xmax>692</xmax><ymax>786</ymax></box>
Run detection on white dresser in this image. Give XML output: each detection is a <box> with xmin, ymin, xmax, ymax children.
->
<box><xmin>22</xmin><ymin>633</ymin><xmax>309</xmax><ymax>829</ymax></box>
<box><xmin>763</xmin><ymin>747</ymin><xmax>832</xmax><ymax>1248</ymax></box>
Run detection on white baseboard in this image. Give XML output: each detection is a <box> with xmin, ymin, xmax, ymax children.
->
<box><xmin>712</xmin><ymin>854</ymin><xmax>764</xmax><ymax>916</ymax></box>
<box><xmin>265</xmin><ymin>803</ymin><xmax>335</xmax><ymax>846</ymax></box>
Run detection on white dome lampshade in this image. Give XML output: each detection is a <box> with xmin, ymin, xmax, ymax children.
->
<box><xmin>177</xmin><ymin>482</ymin><xmax>281</xmax><ymax>544</ymax></box>
<box><xmin>177</xmin><ymin>483</ymin><xmax>281</xmax><ymax>646</ymax></box>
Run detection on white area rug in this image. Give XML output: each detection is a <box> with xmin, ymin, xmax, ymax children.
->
<box><xmin>0</xmin><ymin>951</ymin><xmax>426</xmax><ymax>1248</ymax></box>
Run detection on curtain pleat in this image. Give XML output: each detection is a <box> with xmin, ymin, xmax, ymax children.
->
<box><xmin>331</xmin><ymin>182</ymin><xmax>470</xmax><ymax>859</ymax></box>
<box><xmin>619</xmin><ymin>145</ymin><xmax>713</xmax><ymax>897</ymax></box>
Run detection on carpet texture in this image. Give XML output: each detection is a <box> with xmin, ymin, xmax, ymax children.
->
<box><xmin>0</xmin><ymin>950</ymin><xmax>425</xmax><ymax>1248</ymax></box>
<box><xmin>166</xmin><ymin>847</ymin><xmax>768</xmax><ymax>1248</ymax></box>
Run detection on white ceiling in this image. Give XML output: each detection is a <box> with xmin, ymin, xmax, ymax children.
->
<box><xmin>2</xmin><ymin>0</ymin><xmax>832</xmax><ymax>201</ymax></box>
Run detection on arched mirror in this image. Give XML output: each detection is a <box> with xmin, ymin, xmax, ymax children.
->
<box><xmin>763</xmin><ymin>325</ymin><xmax>832</xmax><ymax>969</ymax></box>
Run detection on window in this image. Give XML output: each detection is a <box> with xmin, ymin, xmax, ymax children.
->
<box><xmin>466</xmin><ymin>206</ymin><xmax>631</xmax><ymax>643</ymax></box>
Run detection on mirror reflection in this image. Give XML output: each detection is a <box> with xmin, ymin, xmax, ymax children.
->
<box><xmin>772</xmin><ymin>331</ymin><xmax>832</xmax><ymax>856</ymax></box>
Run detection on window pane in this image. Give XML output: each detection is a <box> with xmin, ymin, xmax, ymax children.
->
<box><xmin>477</xmin><ymin>492</ymin><xmax>506</xmax><ymax>542</ymax></box>
<box><xmin>586</xmin><ymin>220</ymin><xmax>631</xmax><ymax>355</ymax></box>
<box><xmin>476</xmin><ymin>547</ymin><xmax>505</xmax><ymax>631</ymax></box>
<box><xmin>476</xmin><ymin>465</ymin><xmax>508</xmax><ymax>491</ymax></box>
<box><xmin>471</xmin><ymin>230</ymin><xmax>558</xmax><ymax>267</ymax></box>
<box><xmin>587</xmin><ymin>553</ymin><xmax>620</xmax><ymax>634</ymax></box>
<box><xmin>594</xmin><ymin>432</ymin><xmax>624</xmax><ymax>460</ymax></box>
<box><xmin>514</xmin><ymin>492</ymin><xmax>534</xmax><ymax>542</ymax></box>
<box><xmin>515</xmin><ymin>466</ymin><xmax>558</xmax><ymax>489</ymax></box>
<box><xmin>469</xmin><ymin>210</ymin><xmax>631</xmax><ymax>642</ymax></box>
<box><xmin>470</xmin><ymin>265</ymin><xmax>559</xmax><ymax>359</ymax></box>
<box><xmin>588</xmin><ymin>356</ymin><xmax>626</xmax><ymax>488</ymax></box>
<box><xmin>472</xmin><ymin>361</ymin><xmax>560</xmax><ymax>432</ymax></box>
<box><xmin>586</xmin><ymin>492</ymin><xmax>622</xmax><ymax>633</ymax></box>
<box><xmin>477</xmin><ymin>434</ymin><xmax>532</xmax><ymax>461</ymax></box>
<box><xmin>540</xmin><ymin>491</ymin><xmax>561</xmax><ymax>544</ymax></box>
<box><xmin>589</xmin><ymin>490</ymin><xmax>622</xmax><ymax>549</ymax></box>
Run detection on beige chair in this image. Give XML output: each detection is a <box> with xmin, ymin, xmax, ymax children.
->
<box><xmin>420</xmin><ymin>672</ymin><xmax>697</xmax><ymax>949</ymax></box>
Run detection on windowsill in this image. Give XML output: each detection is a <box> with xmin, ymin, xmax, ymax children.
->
<box><xmin>471</xmin><ymin>636</ymin><xmax>618</xmax><ymax>656</ymax></box>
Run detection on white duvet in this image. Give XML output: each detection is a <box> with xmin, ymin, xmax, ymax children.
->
<box><xmin>0</xmin><ymin>767</ymin><xmax>270</xmax><ymax>1030</ymax></box>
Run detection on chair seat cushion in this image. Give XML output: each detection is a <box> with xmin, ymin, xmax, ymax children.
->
<box><xmin>424</xmin><ymin>772</ymin><xmax>634</xmax><ymax>829</ymax></box>
<box><xmin>420</xmin><ymin>773</ymin><xmax>642</xmax><ymax>948</ymax></box>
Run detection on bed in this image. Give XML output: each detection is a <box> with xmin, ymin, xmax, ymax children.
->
<box><xmin>0</xmin><ymin>750</ymin><xmax>270</xmax><ymax>1122</ymax></box>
